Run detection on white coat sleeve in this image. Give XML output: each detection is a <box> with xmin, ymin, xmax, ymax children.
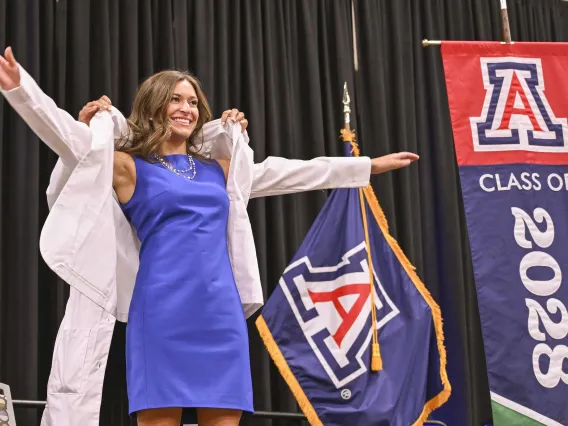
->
<box><xmin>0</xmin><ymin>65</ymin><xmax>92</xmax><ymax>168</ymax></box>
<box><xmin>250</xmin><ymin>156</ymin><xmax>372</xmax><ymax>199</ymax></box>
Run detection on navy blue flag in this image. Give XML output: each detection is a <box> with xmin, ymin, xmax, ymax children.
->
<box><xmin>256</xmin><ymin>131</ymin><xmax>451</xmax><ymax>425</ymax></box>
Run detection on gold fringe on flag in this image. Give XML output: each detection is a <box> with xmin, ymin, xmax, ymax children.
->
<box><xmin>341</xmin><ymin>129</ymin><xmax>452</xmax><ymax>424</ymax></box>
<box><xmin>256</xmin><ymin>316</ymin><xmax>324</xmax><ymax>426</ymax></box>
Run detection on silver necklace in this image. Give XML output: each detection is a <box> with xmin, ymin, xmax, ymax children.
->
<box><xmin>153</xmin><ymin>153</ymin><xmax>197</xmax><ymax>180</ymax></box>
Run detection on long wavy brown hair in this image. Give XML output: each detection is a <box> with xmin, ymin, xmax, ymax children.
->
<box><xmin>115</xmin><ymin>70</ymin><xmax>212</xmax><ymax>160</ymax></box>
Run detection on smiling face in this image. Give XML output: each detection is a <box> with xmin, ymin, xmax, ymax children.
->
<box><xmin>118</xmin><ymin>70</ymin><xmax>212</xmax><ymax>159</ymax></box>
<box><xmin>167</xmin><ymin>79</ymin><xmax>199</xmax><ymax>143</ymax></box>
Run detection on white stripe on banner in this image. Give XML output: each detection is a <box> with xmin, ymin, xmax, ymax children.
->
<box><xmin>491</xmin><ymin>392</ymin><xmax>563</xmax><ymax>426</ymax></box>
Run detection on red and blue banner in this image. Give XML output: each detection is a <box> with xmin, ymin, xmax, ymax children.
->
<box><xmin>256</xmin><ymin>135</ymin><xmax>450</xmax><ymax>425</ymax></box>
<box><xmin>441</xmin><ymin>41</ymin><xmax>568</xmax><ymax>425</ymax></box>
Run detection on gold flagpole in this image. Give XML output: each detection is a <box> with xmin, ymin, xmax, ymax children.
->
<box><xmin>340</xmin><ymin>83</ymin><xmax>383</xmax><ymax>372</ymax></box>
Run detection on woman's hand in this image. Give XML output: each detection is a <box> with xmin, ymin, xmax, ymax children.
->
<box><xmin>221</xmin><ymin>108</ymin><xmax>248</xmax><ymax>133</ymax></box>
<box><xmin>0</xmin><ymin>47</ymin><xmax>21</xmax><ymax>91</ymax></box>
<box><xmin>78</xmin><ymin>96</ymin><xmax>112</xmax><ymax>126</ymax></box>
<box><xmin>370</xmin><ymin>152</ymin><xmax>419</xmax><ymax>174</ymax></box>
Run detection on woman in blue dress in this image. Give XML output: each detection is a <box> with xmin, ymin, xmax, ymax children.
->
<box><xmin>74</xmin><ymin>68</ymin><xmax>418</xmax><ymax>425</ymax></box>
<box><xmin>82</xmin><ymin>70</ymin><xmax>255</xmax><ymax>426</ymax></box>
<box><xmin>0</xmin><ymin>44</ymin><xmax>418</xmax><ymax>425</ymax></box>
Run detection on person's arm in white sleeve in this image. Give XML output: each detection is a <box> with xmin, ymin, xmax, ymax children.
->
<box><xmin>0</xmin><ymin>46</ymin><xmax>92</xmax><ymax>168</ymax></box>
<box><xmin>250</xmin><ymin>152</ymin><xmax>418</xmax><ymax>198</ymax></box>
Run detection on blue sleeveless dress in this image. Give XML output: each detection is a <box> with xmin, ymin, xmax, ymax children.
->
<box><xmin>120</xmin><ymin>155</ymin><xmax>253</xmax><ymax>423</ymax></box>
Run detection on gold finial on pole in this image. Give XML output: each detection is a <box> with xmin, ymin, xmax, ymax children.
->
<box><xmin>343</xmin><ymin>82</ymin><xmax>351</xmax><ymax>130</ymax></box>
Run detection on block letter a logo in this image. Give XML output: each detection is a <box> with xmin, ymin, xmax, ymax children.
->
<box><xmin>471</xmin><ymin>57</ymin><xmax>568</xmax><ymax>152</ymax></box>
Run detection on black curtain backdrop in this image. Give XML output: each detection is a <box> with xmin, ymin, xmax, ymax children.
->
<box><xmin>0</xmin><ymin>1</ymin><xmax>567</xmax><ymax>425</ymax></box>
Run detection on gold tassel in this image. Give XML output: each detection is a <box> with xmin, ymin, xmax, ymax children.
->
<box><xmin>346</xmin><ymin>127</ymin><xmax>383</xmax><ymax>374</ymax></box>
<box><xmin>371</xmin><ymin>342</ymin><xmax>383</xmax><ymax>371</ymax></box>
